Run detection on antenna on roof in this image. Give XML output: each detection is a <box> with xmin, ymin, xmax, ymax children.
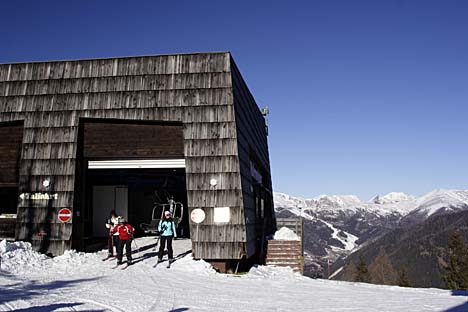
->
<box><xmin>261</xmin><ymin>106</ymin><xmax>269</xmax><ymax>136</ymax></box>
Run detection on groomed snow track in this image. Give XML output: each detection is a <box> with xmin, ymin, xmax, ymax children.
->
<box><xmin>1</xmin><ymin>237</ymin><xmax>467</xmax><ymax>311</ymax></box>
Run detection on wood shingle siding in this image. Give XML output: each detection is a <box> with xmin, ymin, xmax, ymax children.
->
<box><xmin>0</xmin><ymin>54</ymin><xmax>229</xmax><ymax>82</ymax></box>
<box><xmin>83</xmin><ymin>122</ymin><xmax>184</xmax><ymax>159</ymax></box>
<box><xmin>0</xmin><ymin>89</ymin><xmax>233</xmax><ymax>112</ymax></box>
<box><xmin>0</xmin><ymin>52</ymin><xmax>274</xmax><ymax>260</ymax></box>
<box><xmin>231</xmin><ymin>58</ymin><xmax>275</xmax><ymax>257</ymax></box>
<box><xmin>185</xmin><ymin>156</ymin><xmax>240</xmax><ymax>173</ymax></box>
<box><xmin>0</xmin><ymin>73</ymin><xmax>232</xmax><ymax>96</ymax></box>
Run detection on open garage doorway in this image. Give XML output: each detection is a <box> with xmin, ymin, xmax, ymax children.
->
<box><xmin>86</xmin><ymin>167</ymin><xmax>189</xmax><ymax>239</ymax></box>
<box><xmin>75</xmin><ymin>119</ymin><xmax>189</xmax><ymax>250</ymax></box>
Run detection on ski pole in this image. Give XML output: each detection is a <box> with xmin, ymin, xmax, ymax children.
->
<box><xmin>132</xmin><ymin>239</ymin><xmax>140</xmax><ymax>254</ymax></box>
<box><xmin>109</xmin><ymin>233</ymin><xmax>113</xmax><ymax>256</ymax></box>
<box><xmin>153</xmin><ymin>233</ymin><xmax>161</xmax><ymax>251</ymax></box>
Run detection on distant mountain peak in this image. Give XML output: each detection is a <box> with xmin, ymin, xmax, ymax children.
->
<box><xmin>313</xmin><ymin>194</ymin><xmax>363</xmax><ymax>210</ymax></box>
<box><xmin>371</xmin><ymin>192</ymin><xmax>414</xmax><ymax>204</ymax></box>
<box><xmin>370</xmin><ymin>195</ymin><xmax>381</xmax><ymax>204</ymax></box>
<box><xmin>410</xmin><ymin>189</ymin><xmax>468</xmax><ymax>217</ymax></box>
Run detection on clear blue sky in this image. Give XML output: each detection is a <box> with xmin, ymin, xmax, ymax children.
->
<box><xmin>1</xmin><ymin>0</ymin><xmax>467</xmax><ymax>199</ymax></box>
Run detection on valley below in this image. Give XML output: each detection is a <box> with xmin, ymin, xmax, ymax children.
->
<box><xmin>274</xmin><ymin>189</ymin><xmax>468</xmax><ymax>287</ymax></box>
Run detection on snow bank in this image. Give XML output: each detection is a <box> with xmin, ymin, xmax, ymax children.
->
<box><xmin>171</xmin><ymin>254</ymin><xmax>216</xmax><ymax>275</ymax></box>
<box><xmin>54</xmin><ymin>249</ymin><xmax>97</xmax><ymax>265</ymax></box>
<box><xmin>0</xmin><ymin>240</ymin><xmax>49</xmax><ymax>273</ymax></box>
<box><xmin>247</xmin><ymin>265</ymin><xmax>304</xmax><ymax>280</ymax></box>
<box><xmin>274</xmin><ymin>227</ymin><xmax>300</xmax><ymax>240</ymax></box>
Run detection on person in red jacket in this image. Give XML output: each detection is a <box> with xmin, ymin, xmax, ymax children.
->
<box><xmin>111</xmin><ymin>217</ymin><xmax>135</xmax><ymax>265</ymax></box>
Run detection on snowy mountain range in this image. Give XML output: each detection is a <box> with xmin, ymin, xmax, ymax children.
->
<box><xmin>274</xmin><ymin>189</ymin><xmax>468</xmax><ymax>280</ymax></box>
<box><xmin>275</xmin><ymin>189</ymin><xmax>468</xmax><ymax>218</ymax></box>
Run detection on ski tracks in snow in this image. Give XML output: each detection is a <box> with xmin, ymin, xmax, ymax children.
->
<box><xmin>2</xmin><ymin>238</ymin><xmax>467</xmax><ymax>312</ymax></box>
<box><xmin>0</xmin><ymin>301</ymin><xmax>15</xmax><ymax>311</ymax></box>
<box><xmin>73</xmin><ymin>297</ymin><xmax>127</xmax><ymax>312</ymax></box>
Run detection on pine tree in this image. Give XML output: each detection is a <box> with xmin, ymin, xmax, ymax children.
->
<box><xmin>355</xmin><ymin>253</ymin><xmax>370</xmax><ymax>283</ymax></box>
<box><xmin>443</xmin><ymin>231</ymin><xmax>468</xmax><ymax>290</ymax></box>
<box><xmin>398</xmin><ymin>267</ymin><xmax>411</xmax><ymax>287</ymax></box>
<box><xmin>368</xmin><ymin>247</ymin><xmax>398</xmax><ymax>285</ymax></box>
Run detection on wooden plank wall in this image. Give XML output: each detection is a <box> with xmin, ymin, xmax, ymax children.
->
<box><xmin>230</xmin><ymin>58</ymin><xmax>275</xmax><ymax>258</ymax></box>
<box><xmin>83</xmin><ymin>121</ymin><xmax>184</xmax><ymax>159</ymax></box>
<box><xmin>0</xmin><ymin>53</ymin><xmax>254</xmax><ymax>259</ymax></box>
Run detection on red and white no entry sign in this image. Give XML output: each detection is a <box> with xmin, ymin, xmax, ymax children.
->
<box><xmin>58</xmin><ymin>208</ymin><xmax>72</xmax><ymax>223</ymax></box>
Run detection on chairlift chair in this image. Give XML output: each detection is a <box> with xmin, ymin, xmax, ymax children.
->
<box><xmin>140</xmin><ymin>195</ymin><xmax>184</xmax><ymax>235</ymax></box>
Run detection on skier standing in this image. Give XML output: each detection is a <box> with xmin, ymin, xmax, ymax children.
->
<box><xmin>105</xmin><ymin>210</ymin><xmax>120</xmax><ymax>258</ymax></box>
<box><xmin>111</xmin><ymin>217</ymin><xmax>135</xmax><ymax>265</ymax></box>
<box><xmin>157</xmin><ymin>211</ymin><xmax>177</xmax><ymax>265</ymax></box>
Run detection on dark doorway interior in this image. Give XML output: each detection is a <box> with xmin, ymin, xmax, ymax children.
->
<box><xmin>0</xmin><ymin>187</ymin><xmax>19</xmax><ymax>238</ymax></box>
<box><xmin>0</xmin><ymin>187</ymin><xmax>19</xmax><ymax>215</ymax></box>
<box><xmin>83</xmin><ymin>168</ymin><xmax>189</xmax><ymax>244</ymax></box>
<box><xmin>0</xmin><ymin>121</ymin><xmax>24</xmax><ymax>238</ymax></box>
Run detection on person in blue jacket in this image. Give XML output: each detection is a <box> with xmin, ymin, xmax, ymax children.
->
<box><xmin>158</xmin><ymin>210</ymin><xmax>177</xmax><ymax>263</ymax></box>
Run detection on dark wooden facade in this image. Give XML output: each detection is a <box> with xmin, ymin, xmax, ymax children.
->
<box><xmin>83</xmin><ymin>121</ymin><xmax>185</xmax><ymax>159</ymax></box>
<box><xmin>0</xmin><ymin>52</ymin><xmax>275</xmax><ymax>260</ymax></box>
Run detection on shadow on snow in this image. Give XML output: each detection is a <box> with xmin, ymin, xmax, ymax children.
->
<box><xmin>131</xmin><ymin>245</ymin><xmax>192</xmax><ymax>265</ymax></box>
<box><xmin>443</xmin><ymin>302</ymin><xmax>468</xmax><ymax>312</ymax></box>
<box><xmin>451</xmin><ymin>290</ymin><xmax>468</xmax><ymax>297</ymax></box>
<box><xmin>0</xmin><ymin>276</ymin><xmax>103</xmax><ymax>310</ymax></box>
<box><xmin>11</xmin><ymin>302</ymin><xmax>104</xmax><ymax>312</ymax></box>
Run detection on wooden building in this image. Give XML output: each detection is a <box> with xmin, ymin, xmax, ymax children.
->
<box><xmin>0</xmin><ymin>52</ymin><xmax>275</xmax><ymax>268</ymax></box>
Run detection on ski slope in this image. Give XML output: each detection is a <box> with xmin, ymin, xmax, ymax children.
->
<box><xmin>1</xmin><ymin>237</ymin><xmax>467</xmax><ymax>312</ymax></box>
<box><xmin>320</xmin><ymin>219</ymin><xmax>359</xmax><ymax>251</ymax></box>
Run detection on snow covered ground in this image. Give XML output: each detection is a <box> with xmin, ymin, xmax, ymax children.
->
<box><xmin>1</xmin><ymin>237</ymin><xmax>467</xmax><ymax>312</ymax></box>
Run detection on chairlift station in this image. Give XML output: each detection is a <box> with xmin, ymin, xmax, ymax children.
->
<box><xmin>0</xmin><ymin>52</ymin><xmax>275</xmax><ymax>269</ymax></box>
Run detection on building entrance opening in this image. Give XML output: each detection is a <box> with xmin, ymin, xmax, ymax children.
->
<box><xmin>86</xmin><ymin>168</ymin><xmax>188</xmax><ymax>241</ymax></box>
<box><xmin>75</xmin><ymin>119</ymin><xmax>187</xmax><ymax>251</ymax></box>
<box><xmin>0</xmin><ymin>121</ymin><xmax>23</xmax><ymax>239</ymax></box>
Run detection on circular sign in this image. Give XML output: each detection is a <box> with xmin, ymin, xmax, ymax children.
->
<box><xmin>58</xmin><ymin>208</ymin><xmax>72</xmax><ymax>223</ymax></box>
<box><xmin>191</xmin><ymin>208</ymin><xmax>206</xmax><ymax>224</ymax></box>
